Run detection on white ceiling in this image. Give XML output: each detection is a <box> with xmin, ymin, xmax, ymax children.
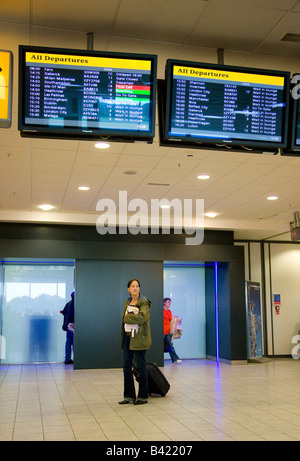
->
<box><xmin>1</xmin><ymin>0</ymin><xmax>300</xmax><ymax>241</ymax></box>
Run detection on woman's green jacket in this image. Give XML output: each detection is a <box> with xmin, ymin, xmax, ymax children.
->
<box><xmin>121</xmin><ymin>295</ymin><xmax>151</xmax><ymax>350</ymax></box>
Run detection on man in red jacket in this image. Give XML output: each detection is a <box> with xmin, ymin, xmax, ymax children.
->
<box><xmin>163</xmin><ymin>297</ymin><xmax>181</xmax><ymax>363</ymax></box>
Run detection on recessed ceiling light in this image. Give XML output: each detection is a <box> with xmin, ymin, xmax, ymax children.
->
<box><xmin>78</xmin><ymin>186</ymin><xmax>90</xmax><ymax>191</ymax></box>
<box><xmin>147</xmin><ymin>182</ymin><xmax>170</xmax><ymax>186</ymax></box>
<box><xmin>204</xmin><ymin>212</ymin><xmax>217</xmax><ymax>218</ymax></box>
<box><xmin>38</xmin><ymin>204</ymin><xmax>55</xmax><ymax>211</ymax></box>
<box><xmin>267</xmin><ymin>196</ymin><xmax>278</xmax><ymax>200</ymax></box>
<box><xmin>197</xmin><ymin>174</ymin><xmax>210</xmax><ymax>180</ymax></box>
<box><xmin>95</xmin><ymin>142</ymin><xmax>110</xmax><ymax>149</ymax></box>
<box><xmin>160</xmin><ymin>204</ymin><xmax>171</xmax><ymax>209</ymax></box>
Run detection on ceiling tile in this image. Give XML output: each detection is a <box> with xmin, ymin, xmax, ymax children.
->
<box><xmin>114</xmin><ymin>0</ymin><xmax>208</xmax><ymax>43</ymax></box>
<box><xmin>186</xmin><ymin>0</ymin><xmax>286</xmax><ymax>51</ymax></box>
<box><xmin>75</xmin><ymin>151</ymin><xmax>120</xmax><ymax>167</ymax></box>
<box><xmin>32</xmin><ymin>0</ymin><xmax>120</xmax><ymax>33</ymax></box>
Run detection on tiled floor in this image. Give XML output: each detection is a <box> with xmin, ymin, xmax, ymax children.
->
<box><xmin>0</xmin><ymin>358</ymin><xmax>300</xmax><ymax>441</ymax></box>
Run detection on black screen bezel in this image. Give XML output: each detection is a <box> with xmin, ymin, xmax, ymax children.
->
<box><xmin>162</xmin><ymin>59</ymin><xmax>290</xmax><ymax>151</ymax></box>
<box><xmin>18</xmin><ymin>45</ymin><xmax>157</xmax><ymax>143</ymax></box>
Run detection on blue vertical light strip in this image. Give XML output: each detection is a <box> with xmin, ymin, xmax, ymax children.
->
<box><xmin>214</xmin><ymin>261</ymin><xmax>219</xmax><ymax>363</ymax></box>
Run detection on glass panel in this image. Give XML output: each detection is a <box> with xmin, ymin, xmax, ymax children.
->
<box><xmin>163</xmin><ymin>262</ymin><xmax>206</xmax><ymax>359</ymax></box>
<box><xmin>0</xmin><ymin>262</ymin><xmax>74</xmax><ymax>364</ymax></box>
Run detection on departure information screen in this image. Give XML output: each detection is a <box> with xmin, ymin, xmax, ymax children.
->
<box><xmin>167</xmin><ymin>63</ymin><xmax>288</xmax><ymax>145</ymax></box>
<box><xmin>21</xmin><ymin>49</ymin><xmax>156</xmax><ymax>135</ymax></box>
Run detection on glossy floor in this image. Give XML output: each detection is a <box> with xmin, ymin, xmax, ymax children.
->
<box><xmin>0</xmin><ymin>358</ymin><xmax>300</xmax><ymax>441</ymax></box>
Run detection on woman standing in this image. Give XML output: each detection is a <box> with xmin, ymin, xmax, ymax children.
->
<box><xmin>163</xmin><ymin>297</ymin><xmax>181</xmax><ymax>363</ymax></box>
<box><xmin>119</xmin><ymin>279</ymin><xmax>151</xmax><ymax>405</ymax></box>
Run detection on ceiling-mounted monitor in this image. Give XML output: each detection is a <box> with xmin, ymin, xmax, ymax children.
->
<box><xmin>159</xmin><ymin>59</ymin><xmax>290</xmax><ymax>152</ymax></box>
<box><xmin>292</xmin><ymin>96</ymin><xmax>300</xmax><ymax>150</ymax></box>
<box><xmin>0</xmin><ymin>49</ymin><xmax>13</xmax><ymax>128</ymax></box>
<box><xmin>18</xmin><ymin>45</ymin><xmax>157</xmax><ymax>143</ymax></box>
<box><xmin>284</xmin><ymin>74</ymin><xmax>300</xmax><ymax>155</ymax></box>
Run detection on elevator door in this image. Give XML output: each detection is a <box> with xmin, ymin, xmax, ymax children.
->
<box><xmin>0</xmin><ymin>260</ymin><xmax>75</xmax><ymax>364</ymax></box>
<box><xmin>164</xmin><ymin>262</ymin><xmax>206</xmax><ymax>359</ymax></box>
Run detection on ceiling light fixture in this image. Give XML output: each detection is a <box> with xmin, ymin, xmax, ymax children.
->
<box><xmin>95</xmin><ymin>142</ymin><xmax>110</xmax><ymax>149</ymax></box>
<box><xmin>123</xmin><ymin>170</ymin><xmax>137</xmax><ymax>175</ymax></box>
<box><xmin>281</xmin><ymin>33</ymin><xmax>300</xmax><ymax>43</ymax></box>
<box><xmin>197</xmin><ymin>174</ymin><xmax>210</xmax><ymax>180</ymax></box>
<box><xmin>267</xmin><ymin>196</ymin><xmax>278</xmax><ymax>200</ymax></box>
<box><xmin>204</xmin><ymin>212</ymin><xmax>217</xmax><ymax>218</ymax></box>
<box><xmin>147</xmin><ymin>182</ymin><xmax>170</xmax><ymax>186</ymax></box>
<box><xmin>38</xmin><ymin>204</ymin><xmax>55</xmax><ymax>211</ymax></box>
<box><xmin>78</xmin><ymin>186</ymin><xmax>90</xmax><ymax>191</ymax></box>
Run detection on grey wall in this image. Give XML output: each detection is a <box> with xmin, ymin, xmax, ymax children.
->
<box><xmin>205</xmin><ymin>265</ymin><xmax>217</xmax><ymax>359</ymax></box>
<box><xmin>217</xmin><ymin>263</ymin><xmax>231</xmax><ymax>361</ymax></box>
<box><xmin>204</xmin><ymin>262</ymin><xmax>247</xmax><ymax>363</ymax></box>
<box><xmin>75</xmin><ymin>259</ymin><xmax>163</xmax><ymax>369</ymax></box>
<box><xmin>0</xmin><ymin>223</ymin><xmax>247</xmax><ymax>367</ymax></box>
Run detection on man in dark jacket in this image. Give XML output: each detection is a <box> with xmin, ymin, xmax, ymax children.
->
<box><xmin>60</xmin><ymin>291</ymin><xmax>75</xmax><ymax>364</ymax></box>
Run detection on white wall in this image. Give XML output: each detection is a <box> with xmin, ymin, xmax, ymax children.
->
<box><xmin>237</xmin><ymin>241</ymin><xmax>300</xmax><ymax>356</ymax></box>
<box><xmin>163</xmin><ymin>262</ymin><xmax>206</xmax><ymax>359</ymax></box>
<box><xmin>266</xmin><ymin>243</ymin><xmax>300</xmax><ymax>355</ymax></box>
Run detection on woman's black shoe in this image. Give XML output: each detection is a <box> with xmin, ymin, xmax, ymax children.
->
<box><xmin>118</xmin><ymin>399</ymin><xmax>133</xmax><ymax>404</ymax></box>
<box><xmin>134</xmin><ymin>399</ymin><xmax>148</xmax><ymax>405</ymax></box>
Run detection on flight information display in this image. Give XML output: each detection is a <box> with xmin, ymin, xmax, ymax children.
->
<box><xmin>18</xmin><ymin>46</ymin><xmax>157</xmax><ymax>141</ymax></box>
<box><xmin>294</xmin><ymin>101</ymin><xmax>300</xmax><ymax>148</ymax></box>
<box><xmin>164</xmin><ymin>60</ymin><xmax>290</xmax><ymax>148</ymax></box>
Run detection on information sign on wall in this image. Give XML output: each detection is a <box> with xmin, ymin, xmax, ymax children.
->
<box><xmin>273</xmin><ymin>293</ymin><xmax>281</xmax><ymax>315</ymax></box>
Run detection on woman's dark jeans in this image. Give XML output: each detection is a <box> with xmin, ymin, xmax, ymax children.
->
<box><xmin>122</xmin><ymin>334</ymin><xmax>148</xmax><ymax>401</ymax></box>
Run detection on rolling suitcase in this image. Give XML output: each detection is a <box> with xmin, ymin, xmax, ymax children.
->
<box><xmin>133</xmin><ymin>361</ymin><xmax>170</xmax><ymax>397</ymax></box>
